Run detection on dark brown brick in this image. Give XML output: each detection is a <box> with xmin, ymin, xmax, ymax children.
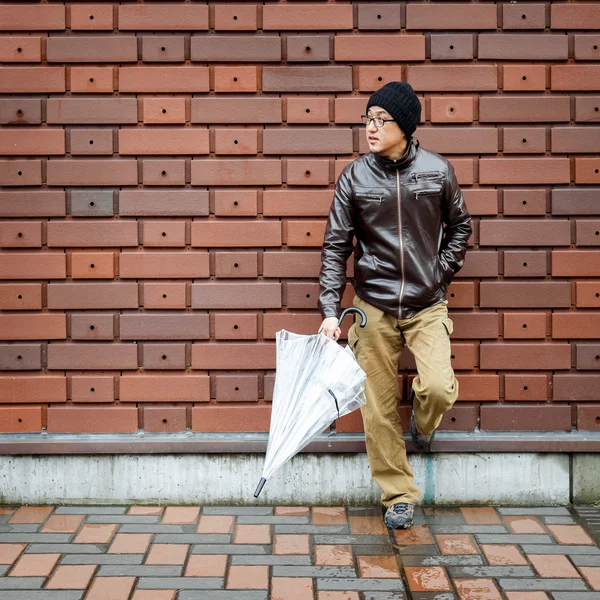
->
<box><xmin>70</xmin><ymin>313</ymin><xmax>115</xmax><ymax>341</ymax></box>
<box><xmin>47</xmin><ymin>344</ymin><xmax>138</xmax><ymax>370</ymax></box>
<box><xmin>554</xmin><ymin>374</ymin><xmax>600</xmax><ymax>401</ymax></box>
<box><xmin>503</xmin><ymin>251</ymin><xmax>548</xmax><ymax>278</ymax></box>
<box><xmin>120</xmin><ymin>313</ymin><xmax>209</xmax><ymax>340</ymax></box>
<box><xmin>576</xmin><ymin>405</ymin><xmax>600</xmax><ymax>431</ymax></box>
<box><xmin>142</xmin><ymin>343</ymin><xmax>186</xmax><ymax>370</ymax></box>
<box><xmin>479</xmin><ymin>34</ymin><xmax>568</xmax><ymax>60</ymax></box>
<box><xmin>552</xmin><ymin>127</ymin><xmax>600</xmax><ymax>153</ymax></box>
<box><xmin>286</xmin><ymin>36</ymin><xmax>330</xmax><ymax>62</ymax></box>
<box><xmin>263</xmin><ymin>5</ymin><xmax>353</xmax><ymax>30</ymax></box>
<box><xmin>503</xmin><ymin>189</ymin><xmax>547</xmax><ymax>215</ymax></box>
<box><xmin>504</xmin><ymin>374</ymin><xmax>548</xmax><ymax>401</ymax></box>
<box><xmin>143</xmin><ymin>406</ymin><xmax>187</xmax><ymax>432</ymax></box>
<box><xmin>479</xmin><ymin>95</ymin><xmax>570</xmax><ymax>122</ymax></box>
<box><xmin>576</xmin><ymin>344</ymin><xmax>600</xmax><ymax>371</ymax></box>
<box><xmin>192</xmin><ymin>343</ymin><xmax>276</xmax><ymax>370</ymax></box>
<box><xmin>215</xmin><ymin>375</ymin><xmax>259</xmax><ymax>402</ymax></box>
<box><xmin>141</xmin><ymin>283</ymin><xmax>187</xmax><ymax>309</ymax></box>
<box><xmin>263</xmin><ymin>251</ymin><xmax>321</xmax><ymax>278</ymax></box>
<box><xmin>118</xmin><ymin>4</ymin><xmax>208</xmax><ymax>30</ymax></box>
<box><xmin>449</xmin><ymin>312</ymin><xmax>499</xmax><ymax>339</ymax></box>
<box><xmin>192</xmin><ymin>404</ymin><xmax>270</xmax><ymax>432</ymax></box>
<box><xmin>504</xmin><ymin>312</ymin><xmax>547</xmax><ymax>339</ymax></box>
<box><xmin>431</xmin><ymin>34</ymin><xmax>474</xmax><ymax>61</ymax></box>
<box><xmin>70</xmin><ymin>190</ymin><xmax>115</xmax><ymax>217</ymax></box>
<box><xmin>502</xmin><ymin>3</ymin><xmax>546</xmax><ymax>30</ymax></box>
<box><xmin>214</xmin><ymin>4</ymin><xmax>258</xmax><ymax>31</ymax></box>
<box><xmin>407</xmin><ymin>3</ymin><xmax>497</xmax><ymax>29</ymax></box>
<box><xmin>575</xmin><ymin>96</ymin><xmax>600</xmax><ymax>123</ymax></box>
<box><xmin>552</xmin><ymin>188</ymin><xmax>600</xmax><ymax>215</ymax></box>
<box><xmin>191</xmin><ymin>283</ymin><xmax>281</xmax><ymax>309</ymax></box>
<box><xmin>0</xmin><ymin>159</ymin><xmax>42</xmax><ymax>186</ymax></box>
<box><xmin>480</xmin><ymin>282</ymin><xmax>570</xmax><ymax>308</ymax></box>
<box><xmin>47</xmin><ymin>283</ymin><xmax>138</xmax><ymax>309</ymax></box>
<box><xmin>213</xmin><ymin>313</ymin><xmax>258</xmax><ymax>340</ymax></box>
<box><xmin>47</xmin><ymin>159</ymin><xmax>138</xmax><ymax>186</ymax></box>
<box><xmin>481</xmin><ymin>405</ymin><xmax>571</xmax><ymax>431</ymax></box>
<box><xmin>191</xmin><ymin>35</ymin><xmax>280</xmax><ymax>62</ymax></box>
<box><xmin>480</xmin><ymin>343</ymin><xmax>571</xmax><ymax>370</ymax></box>
<box><xmin>0</xmin><ymin>344</ymin><xmax>42</xmax><ymax>371</ymax></box>
<box><xmin>480</xmin><ymin>219</ymin><xmax>569</xmax><ymax>246</ymax></box>
<box><xmin>416</xmin><ymin>127</ymin><xmax>498</xmax><ymax>154</ymax></box>
<box><xmin>456</xmin><ymin>251</ymin><xmax>499</xmax><ymax>278</ymax></box>
<box><xmin>263</xmin><ymin>67</ymin><xmax>352</xmax><ymax>92</ymax></box>
<box><xmin>551</xmin><ymin>4</ymin><xmax>600</xmax><ymax>30</ymax></box>
<box><xmin>47</xmin><ymin>98</ymin><xmax>138</xmax><ymax>124</ymax></box>
<box><xmin>214</xmin><ymin>252</ymin><xmax>258</xmax><ymax>278</ymax></box>
<box><xmin>552</xmin><ymin>251</ymin><xmax>600</xmax><ymax>276</ymax></box>
<box><xmin>0</xmin><ymin>98</ymin><xmax>42</xmax><ymax>125</ymax></box>
<box><xmin>503</xmin><ymin>127</ymin><xmax>547</xmax><ymax>154</ymax></box>
<box><xmin>142</xmin><ymin>36</ymin><xmax>185</xmax><ymax>62</ymax></box>
<box><xmin>191</xmin><ymin>98</ymin><xmax>282</xmax><ymax>124</ymax></box>
<box><xmin>576</xmin><ymin>220</ymin><xmax>600</xmax><ymax>246</ymax></box>
<box><xmin>358</xmin><ymin>3</ymin><xmax>402</xmax><ymax>30</ymax></box>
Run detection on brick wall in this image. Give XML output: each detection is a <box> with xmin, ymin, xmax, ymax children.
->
<box><xmin>0</xmin><ymin>1</ymin><xmax>599</xmax><ymax>444</ymax></box>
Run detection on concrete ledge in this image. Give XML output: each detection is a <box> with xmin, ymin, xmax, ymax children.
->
<box><xmin>0</xmin><ymin>452</ymin><xmax>583</xmax><ymax>506</ymax></box>
<box><xmin>0</xmin><ymin>430</ymin><xmax>599</xmax><ymax>454</ymax></box>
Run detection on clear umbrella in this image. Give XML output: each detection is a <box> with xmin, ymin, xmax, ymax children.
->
<box><xmin>254</xmin><ymin>307</ymin><xmax>368</xmax><ymax>498</ymax></box>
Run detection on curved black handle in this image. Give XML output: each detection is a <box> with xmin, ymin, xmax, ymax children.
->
<box><xmin>338</xmin><ymin>307</ymin><xmax>367</xmax><ymax>329</ymax></box>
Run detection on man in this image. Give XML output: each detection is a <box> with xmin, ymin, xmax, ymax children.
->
<box><xmin>318</xmin><ymin>82</ymin><xmax>471</xmax><ymax>530</ymax></box>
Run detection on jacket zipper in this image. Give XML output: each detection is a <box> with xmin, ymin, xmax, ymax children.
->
<box><xmin>397</xmin><ymin>169</ymin><xmax>405</xmax><ymax>319</ymax></box>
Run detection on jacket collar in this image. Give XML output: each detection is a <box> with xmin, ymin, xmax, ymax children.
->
<box><xmin>373</xmin><ymin>137</ymin><xmax>419</xmax><ymax>170</ymax></box>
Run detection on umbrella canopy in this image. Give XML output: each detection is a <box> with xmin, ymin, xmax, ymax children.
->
<box><xmin>254</xmin><ymin>308</ymin><xmax>367</xmax><ymax>498</ymax></box>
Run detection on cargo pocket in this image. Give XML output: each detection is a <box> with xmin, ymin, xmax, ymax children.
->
<box><xmin>347</xmin><ymin>322</ymin><xmax>360</xmax><ymax>357</ymax></box>
<box><xmin>442</xmin><ymin>317</ymin><xmax>454</xmax><ymax>337</ymax></box>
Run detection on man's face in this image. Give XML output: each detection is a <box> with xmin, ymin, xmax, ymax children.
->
<box><xmin>366</xmin><ymin>106</ymin><xmax>406</xmax><ymax>155</ymax></box>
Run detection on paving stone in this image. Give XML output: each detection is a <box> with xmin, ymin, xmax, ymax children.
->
<box><xmin>0</xmin><ymin>534</ymin><xmax>72</xmax><ymax>543</ymax></box>
<box><xmin>429</xmin><ymin>525</ymin><xmax>507</xmax><ymax>534</ymax></box>
<box><xmin>521</xmin><ymin>544</ymin><xmax>600</xmax><ymax>555</ymax></box>
<box><xmin>498</xmin><ymin>508</ymin><xmax>571</xmax><ymax>516</ymax></box>
<box><xmin>0</xmin><ymin>593</ymin><xmax>83</xmax><ymax>600</ymax></box>
<box><xmin>499</xmin><ymin>578</ymin><xmax>588</xmax><ymax>591</ymax></box>
<box><xmin>60</xmin><ymin>554</ymin><xmax>144</xmax><ymax>565</ymax></box>
<box><xmin>348</xmin><ymin>507</ymin><xmax>383</xmax><ymax>516</ymax></box>
<box><xmin>476</xmin><ymin>534</ymin><xmax>553</xmax><ymax>544</ymax></box>
<box><xmin>363</xmin><ymin>594</ymin><xmax>407</xmax><ymax>600</ymax></box>
<box><xmin>203</xmin><ymin>507</ymin><xmax>273</xmax><ymax>516</ymax></box>
<box><xmin>119</xmin><ymin>525</ymin><xmax>187</xmax><ymax>534</ymax></box>
<box><xmin>571</xmin><ymin>556</ymin><xmax>600</xmax><ymax>566</ymax></box>
<box><xmin>0</xmin><ymin>565</ymin><xmax>9</xmax><ymax>575</ymax></box>
<box><xmin>191</xmin><ymin>544</ymin><xmax>268</xmax><ymax>555</ymax></box>
<box><xmin>410</xmin><ymin>593</ymin><xmax>454</xmax><ymax>600</ymax></box>
<box><xmin>314</xmin><ymin>535</ymin><xmax>391</xmax><ymax>545</ymax></box>
<box><xmin>231</xmin><ymin>555</ymin><xmax>312</xmax><ymax>566</ymax></box>
<box><xmin>0</xmin><ymin>525</ymin><xmax>42</xmax><ymax>533</ymax></box>
<box><xmin>274</xmin><ymin>525</ymin><xmax>349</xmax><ymax>534</ymax></box>
<box><xmin>54</xmin><ymin>507</ymin><xmax>127</xmax><ymax>514</ymax></box>
<box><xmin>25</xmin><ymin>544</ymin><xmax>106</xmax><ymax>554</ymax></box>
<box><xmin>179</xmin><ymin>592</ymin><xmax>268</xmax><ymax>600</ymax></box>
<box><xmin>448</xmin><ymin>566</ymin><xmax>535</xmax><ymax>578</ymax></box>
<box><xmin>543</xmin><ymin>517</ymin><xmax>576</xmax><ymax>525</ymax></box>
<box><xmin>394</xmin><ymin>545</ymin><xmax>440</xmax><ymax>556</ymax></box>
<box><xmin>236</xmin><ymin>516</ymin><xmax>309</xmax><ymax>525</ymax></box>
<box><xmin>416</xmin><ymin>515</ymin><xmax>467</xmax><ymax>525</ymax></box>
<box><xmin>272</xmin><ymin>566</ymin><xmax>357</xmax><ymax>577</ymax></box>
<box><xmin>552</xmin><ymin>594</ymin><xmax>600</xmax><ymax>599</ymax></box>
<box><xmin>154</xmin><ymin>534</ymin><xmax>231</xmax><ymax>544</ymax></box>
<box><xmin>136</xmin><ymin>577</ymin><xmax>224</xmax><ymax>589</ymax></box>
<box><xmin>98</xmin><ymin>565</ymin><xmax>182</xmax><ymax>576</ymax></box>
<box><xmin>402</xmin><ymin>556</ymin><xmax>484</xmax><ymax>567</ymax></box>
<box><xmin>351</xmin><ymin>544</ymin><xmax>396</xmax><ymax>556</ymax></box>
<box><xmin>317</xmin><ymin>578</ymin><xmax>405</xmax><ymax>591</ymax></box>
<box><xmin>0</xmin><ymin>577</ymin><xmax>45</xmax><ymax>590</ymax></box>
<box><xmin>85</xmin><ymin>516</ymin><xmax>161</xmax><ymax>524</ymax></box>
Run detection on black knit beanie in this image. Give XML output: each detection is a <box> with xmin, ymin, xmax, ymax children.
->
<box><xmin>366</xmin><ymin>82</ymin><xmax>421</xmax><ymax>138</ymax></box>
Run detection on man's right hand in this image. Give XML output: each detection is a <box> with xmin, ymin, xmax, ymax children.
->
<box><xmin>319</xmin><ymin>317</ymin><xmax>341</xmax><ymax>341</ymax></box>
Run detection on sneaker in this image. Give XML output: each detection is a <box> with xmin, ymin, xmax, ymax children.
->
<box><xmin>409</xmin><ymin>387</ymin><xmax>435</xmax><ymax>451</ymax></box>
<box><xmin>384</xmin><ymin>502</ymin><xmax>415</xmax><ymax>530</ymax></box>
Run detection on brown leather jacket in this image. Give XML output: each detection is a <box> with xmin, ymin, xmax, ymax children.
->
<box><xmin>319</xmin><ymin>138</ymin><xmax>472</xmax><ymax>320</ymax></box>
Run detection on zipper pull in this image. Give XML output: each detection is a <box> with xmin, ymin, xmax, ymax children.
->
<box><xmin>379</xmin><ymin>195</ymin><xmax>383</xmax><ymax>204</ymax></box>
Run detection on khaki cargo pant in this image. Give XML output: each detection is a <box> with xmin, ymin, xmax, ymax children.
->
<box><xmin>347</xmin><ymin>294</ymin><xmax>458</xmax><ymax>506</ymax></box>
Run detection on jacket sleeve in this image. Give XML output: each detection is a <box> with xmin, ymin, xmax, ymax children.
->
<box><xmin>439</xmin><ymin>162</ymin><xmax>472</xmax><ymax>280</ymax></box>
<box><xmin>318</xmin><ymin>165</ymin><xmax>355</xmax><ymax>320</ymax></box>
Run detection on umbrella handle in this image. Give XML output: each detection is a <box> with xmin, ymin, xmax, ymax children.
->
<box><xmin>338</xmin><ymin>307</ymin><xmax>367</xmax><ymax>329</ymax></box>
<box><xmin>254</xmin><ymin>477</ymin><xmax>267</xmax><ymax>498</ymax></box>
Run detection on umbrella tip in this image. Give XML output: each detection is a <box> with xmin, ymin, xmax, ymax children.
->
<box><xmin>253</xmin><ymin>477</ymin><xmax>267</xmax><ymax>498</ymax></box>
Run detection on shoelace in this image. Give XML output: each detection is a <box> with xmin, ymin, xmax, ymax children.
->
<box><xmin>391</xmin><ymin>503</ymin><xmax>413</xmax><ymax>516</ymax></box>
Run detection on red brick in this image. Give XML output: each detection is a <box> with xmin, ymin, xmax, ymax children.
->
<box><xmin>481</xmin><ymin>405</ymin><xmax>571</xmax><ymax>431</ymax></box>
<box><xmin>0</xmin><ymin>253</ymin><xmax>65</xmax><ymax>280</ymax></box>
<box><xmin>480</xmin><ymin>219</ymin><xmax>569</xmax><ymax>247</ymax></box>
<box><xmin>191</xmin><ymin>283</ymin><xmax>281</xmax><ymax>309</ymax></box>
<box><xmin>576</xmin><ymin>282</ymin><xmax>600</xmax><ymax>308</ymax></box>
<box><xmin>70</xmin><ymin>313</ymin><xmax>115</xmax><ymax>342</ymax></box>
<box><xmin>143</xmin><ymin>98</ymin><xmax>185</xmax><ymax>125</ymax></box>
<box><xmin>70</xmin><ymin>189</ymin><xmax>115</xmax><ymax>217</ymax></box>
<box><xmin>479</xmin><ymin>95</ymin><xmax>569</xmax><ymax>123</ymax></box>
<box><xmin>192</xmin><ymin>36</ymin><xmax>280</xmax><ymax>63</ymax></box>
<box><xmin>214</xmin><ymin>313</ymin><xmax>258</xmax><ymax>340</ymax></box>
<box><xmin>553</xmin><ymin>251</ymin><xmax>600</xmax><ymax>277</ymax></box>
<box><xmin>503</xmin><ymin>127</ymin><xmax>546</xmax><ymax>154</ymax></box>
<box><xmin>457</xmin><ymin>374</ymin><xmax>500</xmax><ymax>402</ymax></box>
<box><xmin>577</xmin><ymin>405</ymin><xmax>600</xmax><ymax>431</ymax></box>
<box><xmin>121</xmin><ymin>191</ymin><xmax>208</xmax><ymax>217</ymax></box>
<box><xmin>263</xmin><ymin>191</ymin><xmax>332</xmax><ymax>217</ymax></box>
<box><xmin>439</xmin><ymin>405</ymin><xmax>479</xmax><ymax>431</ymax></box>
<box><xmin>263</xmin><ymin>67</ymin><xmax>352</xmax><ymax>93</ymax></box>
<box><xmin>48</xmin><ymin>406</ymin><xmax>138</xmax><ymax>434</ymax></box>
<box><xmin>118</xmin><ymin>4</ymin><xmax>208</xmax><ymax>30</ymax></box>
<box><xmin>47</xmin><ymin>160</ymin><xmax>137</xmax><ymax>186</ymax></box>
<box><xmin>69</xmin><ymin>67</ymin><xmax>114</xmax><ymax>94</ymax></box>
<box><xmin>263</xmin><ymin>251</ymin><xmax>321</xmax><ymax>278</ymax></box>
<box><xmin>462</xmin><ymin>190</ymin><xmax>497</xmax><ymax>216</ymax></box>
<box><xmin>358</xmin><ymin>3</ymin><xmax>402</xmax><ymax>30</ymax></box>
<box><xmin>48</xmin><ymin>37</ymin><xmax>136</xmax><ymax>63</ymax></box>
<box><xmin>120</xmin><ymin>313</ymin><xmax>209</xmax><ymax>340</ymax></box>
<box><xmin>0</xmin><ymin>37</ymin><xmax>42</xmax><ymax>63</ymax></box>
<box><xmin>121</xmin><ymin>128</ymin><xmax>209</xmax><ymax>155</ymax></box>
<box><xmin>142</xmin><ymin>221</ymin><xmax>186</xmax><ymax>248</ymax></box>
<box><xmin>551</xmin><ymin>5</ymin><xmax>600</xmax><ymax>30</ymax></box>
<box><xmin>71</xmin><ymin>376</ymin><xmax>115</xmax><ymax>403</ymax></box>
<box><xmin>215</xmin><ymin>129</ymin><xmax>259</xmax><ymax>155</ymax></box>
<box><xmin>0</xmin><ymin>5</ymin><xmax>65</xmax><ymax>30</ymax></box>
<box><xmin>430</xmin><ymin>96</ymin><xmax>475</xmax><ymax>123</ymax></box>
<box><xmin>503</xmin><ymin>3</ymin><xmax>546</xmax><ymax>30</ymax></box>
<box><xmin>0</xmin><ymin>405</ymin><xmax>42</xmax><ymax>433</ymax></box>
<box><xmin>264</xmin><ymin>128</ymin><xmax>351</xmax><ymax>155</ymax></box>
<box><xmin>142</xmin><ymin>343</ymin><xmax>185</xmax><ymax>370</ymax></box>
<box><xmin>0</xmin><ymin>284</ymin><xmax>42</xmax><ymax>311</ymax></box>
<box><xmin>285</xmin><ymin>220</ymin><xmax>327</xmax><ymax>247</ymax></box>
<box><xmin>120</xmin><ymin>67</ymin><xmax>209</xmax><ymax>93</ymax></box>
<box><xmin>503</xmin><ymin>251</ymin><xmax>548</xmax><ymax>278</ymax></box>
<box><xmin>192</xmin><ymin>343</ymin><xmax>276</xmax><ymax>370</ymax></box>
<box><xmin>0</xmin><ymin>376</ymin><xmax>66</xmax><ymax>403</ymax></box>
<box><xmin>576</xmin><ymin>220</ymin><xmax>600</xmax><ymax>247</ymax></box>
<box><xmin>0</xmin><ymin>159</ymin><xmax>42</xmax><ymax>186</ymax></box>
<box><xmin>0</xmin><ymin>67</ymin><xmax>65</xmax><ymax>93</ymax></box>
<box><xmin>503</xmin><ymin>64</ymin><xmax>547</xmax><ymax>91</ymax></box>
<box><xmin>70</xmin><ymin>252</ymin><xmax>116</xmax><ymax>279</ymax></box>
<box><xmin>456</xmin><ymin>251</ymin><xmax>499</xmax><ymax>278</ymax></box>
<box><xmin>0</xmin><ymin>97</ymin><xmax>42</xmax><ymax>125</ymax></box>
<box><xmin>120</xmin><ymin>374</ymin><xmax>209</xmax><ymax>403</ymax></box>
<box><xmin>505</xmin><ymin>374</ymin><xmax>548</xmax><ymax>401</ymax></box>
<box><xmin>553</xmin><ymin>312</ymin><xmax>600</xmax><ymax>339</ymax></box>
<box><xmin>479</xmin><ymin>159</ymin><xmax>570</xmax><ymax>185</ymax></box>
<box><xmin>448</xmin><ymin>312</ymin><xmax>499</xmax><ymax>339</ymax></box>
<box><xmin>552</xmin><ymin>66</ymin><xmax>600</xmax><ymax>91</ymax></box>
<box><xmin>263</xmin><ymin>5</ymin><xmax>353</xmax><ymax>30</ymax></box>
<box><xmin>416</xmin><ymin>128</ymin><xmax>497</xmax><ymax>155</ymax></box>
<box><xmin>504</xmin><ymin>312</ymin><xmax>547</xmax><ymax>339</ymax></box>
<box><xmin>480</xmin><ymin>343</ymin><xmax>571</xmax><ymax>370</ymax></box>
<box><xmin>406</xmin><ymin>4</ymin><xmax>497</xmax><ymax>29</ymax></box>
<box><xmin>47</xmin><ymin>344</ymin><xmax>138</xmax><ymax>371</ymax></box>
<box><xmin>575</xmin><ymin>35</ymin><xmax>600</xmax><ymax>61</ymax></box>
<box><xmin>285</xmin><ymin>98</ymin><xmax>329</xmax><ymax>124</ymax></box>
<box><xmin>191</xmin><ymin>98</ymin><xmax>282</xmax><ymax>124</ymax></box>
<box><xmin>357</xmin><ymin>66</ymin><xmax>406</xmax><ymax>93</ymax></box>
<box><xmin>503</xmin><ymin>189</ymin><xmax>547</xmax><ymax>216</ymax></box>
<box><xmin>120</xmin><ymin>252</ymin><xmax>209</xmax><ymax>279</ymax></box>
<box><xmin>214</xmin><ymin>4</ymin><xmax>258</xmax><ymax>31</ymax></box>
<box><xmin>70</xmin><ymin>129</ymin><xmax>114</xmax><ymax>156</ymax></box>
<box><xmin>70</xmin><ymin>4</ymin><xmax>113</xmax><ymax>30</ymax></box>
<box><xmin>191</xmin><ymin>159</ymin><xmax>282</xmax><ymax>186</ymax></box>
<box><xmin>214</xmin><ymin>190</ymin><xmax>258</xmax><ymax>217</ymax></box>
<box><xmin>430</xmin><ymin>34</ymin><xmax>474</xmax><ymax>61</ymax></box>
<box><xmin>480</xmin><ymin>34</ymin><xmax>567</xmax><ymax>60</ymax></box>
<box><xmin>191</xmin><ymin>221</ymin><xmax>281</xmax><ymax>247</ymax></box>
<box><xmin>285</xmin><ymin>159</ymin><xmax>330</xmax><ymax>186</ymax></box>
<box><xmin>141</xmin><ymin>160</ymin><xmax>186</xmax><ymax>186</ymax></box>
<box><xmin>142</xmin><ymin>36</ymin><xmax>185</xmax><ymax>63</ymax></box>
<box><xmin>263</xmin><ymin>313</ymin><xmax>321</xmax><ymax>339</ymax></box>
<box><xmin>575</xmin><ymin>96</ymin><xmax>600</xmax><ymax>123</ymax></box>
<box><xmin>552</xmin><ymin>127</ymin><xmax>600</xmax><ymax>153</ymax></box>
<box><xmin>214</xmin><ymin>66</ymin><xmax>258</xmax><ymax>93</ymax></box>
<box><xmin>143</xmin><ymin>406</ymin><xmax>187</xmax><ymax>433</ymax></box>
<box><xmin>575</xmin><ymin>158</ymin><xmax>600</xmax><ymax>184</ymax></box>
<box><xmin>554</xmin><ymin>374</ymin><xmax>600</xmax><ymax>402</ymax></box>
<box><xmin>192</xmin><ymin>404</ymin><xmax>271</xmax><ymax>432</ymax></box>
<box><xmin>285</xmin><ymin>281</ymin><xmax>354</xmax><ymax>310</ymax></box>
<box><xmin>287</xmin><ymin>36</ymin><xmax>330</xmax><ymax>63</ymax></box>
<box><xmin>0</xmin><ymin>221</ymin><xmax>42</xmax><ymax>247</ymax></box>
<box><xmin>47</xmin><ymin>221</ymin><xmax>138</xmax><ymax>247</ymax></box>
<box><xmin>47</xmin><ymin>283</ymin><xmax>138</xmax><ymax>310</ymax></box>
<box><xmin>47</xmin><ymin>98</ymin><xmax>137</xmax><ymax>124</ymax></box>
<box><xmin>447</xmin><ymin>282</ymin><xmax>476</xmax><ymax>309</ymax></box>
<box><xmin>0</xmin><ymin>314</ymin><xmax>65</xmax><ymax>341</ymax></box>
<box><xmin>215</xmin><ymin>375</ymin><xmax>259</xmax><ymax>402</ymax></box>
<box><xmin>335</xmin><ymin>35</ymin><xmax>425</xmax><ymax>62</ymax></box>
<box><xmin>215</xmin><ymin>252</ymin><xmax>258</xmax><ymax>278</ymax></box>
<box><xmin>0</xmin><ymin>343</ymin><xmax>42</xmax><ymax>370</ymax></box>
<box><xmin>408</xmin><ymin>65</ymin><xmax>497</xmax><ymax>91</ymax></box>
<box><xmin>576</xmin><ymin>344</ymin><xmax>600</xmax><ymax>370</ymax></box>
<box><xmin>141</xmin><ymin>283</ymin><xmax>187</xmax><ymax>310</ymax></box>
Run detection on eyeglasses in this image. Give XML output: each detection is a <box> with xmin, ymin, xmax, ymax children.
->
<box><xmin>361</xmin><ymin>115</ymin><xmax>395</xmax><ymax>128</ymax></box>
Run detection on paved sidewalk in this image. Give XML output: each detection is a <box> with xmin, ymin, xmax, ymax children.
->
<box><xmin>0</xmin><ymin>504</ymin><xmax>599</xmax><ymax>599</ymax></box>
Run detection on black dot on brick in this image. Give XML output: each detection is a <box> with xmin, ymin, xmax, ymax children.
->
<box><xmin>89</xmin><ymin>140</ymin><xmax>94</xmax><ymax>144</ymax></box>
<box><xmin>522</xmin><ymin>75</ymin><xmax>527</xmax><ymax>80</ymax></box>
<box><xmin>306</xmin><ymin>294</ymin><xmax>311</xmax><ymax>298</ymax></box>
<box><xmin>18</xmin><ymin>295</ymin><xmax>22</xmax><ymax>300</ymax></box>
<box><xmin>305</xmin><ymin>47</ymin><xmax>311</xmax><ymax>52</ymax></box>
<box><xmin>451</xmin><ymin>355</ymin><xmax>455</xmax><ymax>359</ymax></box>
<box><xmin>233</xmin><ymin>16</ymin><xmax>238</xmax><ymax>20</ymax></box>
<box><xmin>523</xmin><ymin>262</ymin><xmax>528</xmax><ymax>267</ymax></box>
<box><xmin>162</xmin><ymin>108</ymin><xmax>167</xmax><ymax>113</ymax></box>
<box><xmin>233</xmin><ymin>77</ymin><xmax>238</xmax><ymax>82</ymax></box>
<box><xmin>378</xmin><ymin>76</ymin><xmax>383</xmax><ymax>81</ymax></box>
<box><xmin>90</xmin><ymin>264</ymin><xmax>95</xmax><ymax>268</ymax></box>
<box><xmin>17</xmin><ymin>356</ymin><xmax>22</xmax><ymax>360</ymax></box>
<box><xmin>450</xmin><ymin>45</ymin><xmax>454</xmax><ymax>50</ymax></box>
<box><xmin>17</xmin><ymin>47</ymin><xmax>22</xmax><ymax>52</ymax></box>
<box><xmin>18</xmin><ymin>171</ymin><xmax>22</xmax><ymax>176</ymax></box>
<box><xmin>90</xmin><ymin>325</ymin><xmax>95</xmax><ymax>330</ymax></box>
<box><xmin>523</xmin><ymin>323</ymin><xmax>527</xmax><ymax>328</ymax></box>
<box><xmin>234</xmin><ymin>140</ymin><xmax>238</xmax><ymax>144</ymax></box>
<box><xmin>90</xmin><ymin>201</ymin><xmax>95</xmax><ymax>206</ymax></box>
<box><xmin>162</xmin><ymin>171</ymin><xmax>167</xmax><ymax>175</ymax></box>
<box><xmin>17</xmin><ymin>232</ymin><xmax>22</xmax><ymax>237</ymax></box>
<box><xmin>306</xmin><ymin>108</ymin><xmax>310</xmax><ymax>113</ymax></box>
<box><xmin>162</xmin><ymin>355</ymin><xmax>167</xmax><ymax>360</ymax></box>
<box><xmin>162</xmin><ymin>232</ymin><xmax>166</xmax><ymax>236</ymax></box>
<box><xmin>161</xmin><ymin>47</ymin><xmax>166</xmax><ymax>51</ymax></box>
<box><xmin>522</xmin><ymin>139</ymin><xmax>527</xmax><ymax>143</ymax></box>
<box><xmin>90</xmin><ymin>387</ymin><xmax>95</xmax><ymax>392</ymax></box>
<box><xmin>451</xmin><ymin>416</ymin><xmax>456</xmax><ymax>422</ymax></box>
<box><xmin>234</xmin><ymin>325</ymin><xmax>239</xmax><ymax>329</ymax></box>
<box><xmin>377</xmin><ymin>15</ymin><xmax>382</xmax><ymax>19</ymax></box>
<box><xmin>524</xmin><ymin>385</ymin><xmax>528</xmax><ymax>390</ymax></box>
<box><xmin>523</xmin><ymin>200</ymin><xmax>527</xmax><ymax>205</ymax></box>
<box><xmin>17</xmin><ymin>109</ymin><xmax>23</xmax><ymax>115</ymax></box>
<box><xmin>163</xmin><ymin>418</ymin><xmax>168</xmax><ymax>423</ymax></box>
<box><xmin>305</xmin><ymin>170</ymin><xmax>311</xmax><ymax>175</ymax></box>
<box><xmin>234</xmin><ymin>263</ymin><xmax>239</xmax><ymax>268</ymax></box>
<box><xmin>90</xmin><ymin>15</ymin><xmax>94</xmax><ymax>19</ymax></box>
<box><xmin>235</xmin><ymin>387</ymin><xmax>239</xmax><ymax>391</ymax></box>
<box><xmin>163</xmin><ymin>294</ymin><xmax>167</xmax><ymax>298</ymax></box>
<box><xmin>90</xmin><ymin>78</ymin><xmax>94</xmax><ymax>82</ymax></box>
<box><xmin>18</xmin><ymin>418</ymin><xmax>22</xmax><ymax>423</ymax></box>
<box><xmin>522</xmin><ymin>14</ymin><xmax>526</xmax><ymax>19</ymax></box>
